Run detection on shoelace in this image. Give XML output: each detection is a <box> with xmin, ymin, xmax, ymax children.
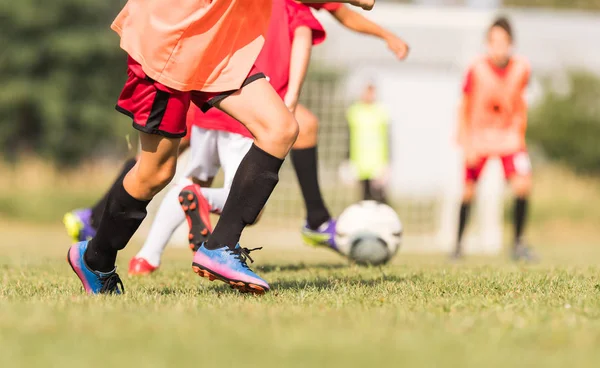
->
<box><xmin>99</xmin><ymin>273</ymin><xmax>125</xmax><ymax>294</ymax></box>
<box><xmin>228</xmin><ymin>247</ymin><xmax>263</xmax><ymax>269</ymax></box>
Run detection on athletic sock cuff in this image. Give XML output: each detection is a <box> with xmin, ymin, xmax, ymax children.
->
<box><xmin>291</xmin><ymin>146</ymin><xmax>316</xmax><ymax>154</ymax></box>
<box><xmin>250</xmin><ymin>144</ymin><xmax>284</xmax><ymax>167</ymax></box>
<box><xmin>116</xmin><ymin>181</ymin><xmax>151</xmax><ymax>210</ymax></box>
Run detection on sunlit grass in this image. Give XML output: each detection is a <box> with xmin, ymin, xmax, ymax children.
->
<box><xmin>0</xmin><ymin>221</ymin><xmax>599</xmax><ymax>368</ymax></box>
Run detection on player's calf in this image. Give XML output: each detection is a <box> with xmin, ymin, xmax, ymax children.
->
<box><xmin>293</xmin><ymin>104</ymin><xmax>319</xmax><ymax>149</ymax></box>
<box><xmin>124</xmin><ymin>151</ymin><xmax>178</xmax><ymax>200</ymax></box>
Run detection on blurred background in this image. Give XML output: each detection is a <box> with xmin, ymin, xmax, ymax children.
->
<box><xmin>1</xmin><ymin>0</ymin><xmax>599</xmax><ymax>258</ymax></box>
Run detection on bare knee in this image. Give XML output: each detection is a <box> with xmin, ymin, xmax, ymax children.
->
<box><xmin>294</xmin><ymin>105</ymin><xmax>319</xmax><ymax>148</ymax></box>
<box><xmin>260</xmin><ymin>112</ymin><xmax>299</xmax><ymax>151</ymax></box>
<box><xmin>511</xmin><ymin>175</ymin><xmax>532</xmax><ymax>198</ymax></box>
<box><xmin>278</xmin><ymin>113</ymin><xmax>300</xmax><ymax>147</ymax></box>
<box><xmin>463</xmin><ymin>181</ymin><xmax>476</xmax><ymax>203</ymax></box>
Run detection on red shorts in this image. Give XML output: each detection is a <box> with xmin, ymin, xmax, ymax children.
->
<box><xmin>116</xmin><ymin>57</ymin><xmax>265</xmax><ymax>138</ymax></box>
<box><xmin>465</xmin><ymin>150</ymin><xmax>531</xmax><ymax>182</ymax></box>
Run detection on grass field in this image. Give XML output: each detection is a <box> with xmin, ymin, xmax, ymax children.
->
<box><xmin>1</xmin><ymin>220</ymin><xmax>599</xmax><ymax>368</ymax></box>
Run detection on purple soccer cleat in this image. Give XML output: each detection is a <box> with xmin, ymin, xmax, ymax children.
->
<box><xmin>301</xmin><ymin>218</ymin><xmax>338</xmax><ymax>251</ymax></box>
<box><xmin>63</xmin><ymin>208</ymin><xmax>97</xmax><ymax>242</ymax></box>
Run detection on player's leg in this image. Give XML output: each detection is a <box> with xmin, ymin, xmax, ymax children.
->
<box><xmin>206</xmin><ymin>131</ymin><xmax>254</xmax><ymax>213</ymax></box>
<box><xmin>67</xmin><ymin>59</ymin><xmax>190</xmax><ymax>294</ymax></box>
<box><xmin>511</xmin><ymin>174</ymin><xmax>531</xmax><ymax>242</ymax></box>
<box><xmin>68</xmin><ymin>132</ymin><xmax>180</xmax><ymax>294</ymax></box>
<box><xmin>292</xmin><ymin>104</ymin><xmax>332</xmax><ymax>227</ymax></box>
<box><xmin>63</xmin><ymin>157</ymin><xmax>137</xmax><ymax>242</ymax></box>
<box><xmin>362</xmin><ymin>179</ymin><xmax>373</xmax><ymax>201</ymax></box>
<box><xmin>90</xmin><ymin>157</ymin><xmax>138</xmax><ymax>228</ymax></box>
<box><xmin>293</xmin><ymin>105</ymin><xmax>337</xmax><ymax>250</ymax></box>
<box><xmin>215</xmin><ymin>132</ymin><xmax>265</xmax><ymax>224</ymax></box>
<box><xmin>191</xmin><ymin>77</ymin><xmax>298</xmax><ymax>294</ymax></box>
<box><xmin>129</xmin><ymin>178</ymin><xmax>193</xmax><ymax>274</ymax></box>
<box><xmin>454</xmin><ymin>180</ymin><xmax>476</xmax><ymax>259</ymax></box>
<box><xmin>505</xmin><ymin>151</ymin><xmax>537</xmax><ymax>261</ymax></box>
<box><xmin>177</xmin><ymin>129</ymin><xmax>219</xmax><ymax>252</ymax></box>
<box><xmin>130</xmin><ymin>127</ymin><xmax>219</xmax><ymax>274</ymax></box>
<box><xmin>181</xmin><ymin>131</ymin><xmax>254</xmax><ymax>259</ymax></box>
<box><xmin>372</xmin><ymin>184</ymin><xmax>388</xmax><ymax>204</ymax></box>
<box><xmin>88</xmin><ymin>133</ymin><xmax>179</xmax><ymax>268</ymax></box>
<box><xmin>453</xmin><ymin>158</ymin><xmax>485</xmax><ymax>259</ymax></box>
<box><xmin>207</xmin><ymin>77</ymin><xmax>298</xmax><ymax>246</ymax></box>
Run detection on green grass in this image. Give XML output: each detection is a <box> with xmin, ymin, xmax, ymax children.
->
<box><xmin>1</xmin><ymin>221</ymin><xmax>600</xmax><ymax>368</ymax></box>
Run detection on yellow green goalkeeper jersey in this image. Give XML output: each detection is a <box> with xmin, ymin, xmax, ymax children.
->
<box><xmin>346</xmin><ymin>102</ymin><xmax>390</xmax><ymax>180</ymax></box>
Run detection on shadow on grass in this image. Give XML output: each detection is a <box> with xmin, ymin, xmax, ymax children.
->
<box><xmin>271</xmin><ymin>274</ymin><xmax>411</xmax><ymax>292</ymax></box>
<box><xmin>257</xmin><ymin>262</ymin><xmax>348</xmax><ymax>274</ymax></box>
<box><xmin>139</xmin><ymin>265</ymin><xmax>412</xmax><ymax>296</ymax></box>
<box><xmin>141</xmin><ymin>273</ymin><xmax>411</xmax><ymax>296</ymax></box>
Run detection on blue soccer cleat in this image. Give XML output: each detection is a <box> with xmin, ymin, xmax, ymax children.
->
<box><xmin>67</xmin><ymin>241</ymin><xmax>124</xmax><ymax>295</ymax></box>
<box><xmin>192</xmin><ymin>243</ymin><xmax>269</xmax><ymax>295</ymax></box>
<box><xmin>63</xmin><ymin>208</ymin><xmax>97</xmax><ymax>242</ymax></box>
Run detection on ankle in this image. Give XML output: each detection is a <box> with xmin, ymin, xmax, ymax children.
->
<box><xmin>84</xmin><ymin>245</ymin><xmax>116</xmax><ymax>273</ymax></box>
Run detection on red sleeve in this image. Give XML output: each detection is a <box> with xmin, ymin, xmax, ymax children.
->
<box><xmin>306</xmin><ymin>2</ymin><xmax>343</xmax><ymax>12</ymax></box>
<box><xmin>288</xmin><ymin>2</ymin><xmax>327</xmax><ymax>45</ymax></box>
<box><xmin>462</xmin><ymin>68</ymin><xmax>474</xmax><ymax>95</ymax></box>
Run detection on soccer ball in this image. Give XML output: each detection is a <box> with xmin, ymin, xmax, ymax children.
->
<box><xmin>335</xmin><ymin>201</ymin><xmax>403</xmax><ymax>266</ymax></box>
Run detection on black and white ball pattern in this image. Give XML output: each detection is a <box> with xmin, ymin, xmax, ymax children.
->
<box><xmin>335</xmin><ymin>201</ymin><xmax>403</xmax><ymax>266</ymax></box>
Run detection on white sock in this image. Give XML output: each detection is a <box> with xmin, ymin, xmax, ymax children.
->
<box><xmin>135</xmin><ymin>179</ymin><xmax>192</xmax><ymax>267</ymax></box>
<box><xmin>201</xmin><ymin>187</ymin><xmax>230</xmax><ymax>214</ymax></box>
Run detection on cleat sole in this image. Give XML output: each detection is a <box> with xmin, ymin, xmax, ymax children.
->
<box><xmin>180</xmin><ymin>189</ymin><xmax>212</xmax><ymax>252</ymax></box>
<box><xmin>192</xmin><ymin>264</ymin><xmax>267</xmax><ymax>295</ymax></box>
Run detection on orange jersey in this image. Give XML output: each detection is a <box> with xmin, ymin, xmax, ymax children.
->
<box><xmin>462</xmin><ymin>56</ymin><xmax>530</xmax><ymax>156</ymax></box>
<box><xmin>111</xmin><ymin>0</ymin><xmax>272</xmax><ymax>92</ymax></box>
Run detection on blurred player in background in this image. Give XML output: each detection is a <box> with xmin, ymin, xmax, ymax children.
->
<box><xmin>291</xmin><ymin>2</ymin><xmax>409</xmax><ymax>250</ymax></box>
<box><xmin>453</xmin><ymin>17</ymin><xmax>537</xmax><ymax>262</ymax></box>
<box><xmin>64</xmin><ymin>1</ymin><xmax>409</xmax><ymax>255</ymax></box>
<box><xmin>345</xmin><ymin>82</ymin><xmax>390</xmax><ymax>203</ymax></box>
<box><xmin>66</xmin><ymin>0</ymin><xmax>375</xmax><ymax>295</ymax></box>
<box><xmin>128</xmin><ymin>0</ymin><xmax>327</xmax><ymax>275</ymax></box>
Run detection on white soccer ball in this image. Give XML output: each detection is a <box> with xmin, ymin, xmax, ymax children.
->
<box><xmin>335</xmin><ymin>201</ymin><xmax>403</xmax><ymax>266</ymax></box>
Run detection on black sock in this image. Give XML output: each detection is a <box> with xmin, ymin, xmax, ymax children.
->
<box><xmin>206</xmin><ymin>144</ymin><xmax>284</xmax><ymax>250</ymax></box>
<box><xmin>84</xmin><ymin>180</ymin><xmax>150</xmax><ymax>272</ymax></box>
<box><xmin>90</xmin><ymin>158</ymin><xmax>137</xmax><ymax>229</ymax></box>
<box><xmin>291</xmin><ymin>147</ymin><xmax>331</xmax><ymax>230</ymax></box>
<box><xmin>373</xmin><ymin>188</ymin><xmax>388</xmax><ymax>204</ymax></box>
<box><xmin>514</xmin><ymin>197</ymin><xmax>528</xmax><ymax>243</ymax></box>
<box><xmin>456</xmin><ymin>202</ymin><xmax>471</xmax><ymax>251</ymax></box>
<box><xmin>362</xmin><ymin>179</ymin><xmax>373</xmax><ymax>201</ymax></box>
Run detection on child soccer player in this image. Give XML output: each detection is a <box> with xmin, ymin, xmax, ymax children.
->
<box><xmin>66</xmin><ymin>0</ymin><xmax>375</xmax><ymax>295</ymax></box>
<box><xmin>63</xmin><ymin>1</ymin><xmax>408</xmax><ymax>254</ymax></box>
<box><xmin>288</xmin><ymin>2</ymin><xmax>409</xmax><ymax>250</ymax></box>
<box><xmin>346</xmin><ymin>82</ymin><xmax>390</xmax><ymax>204</ymax></box>
<box><xmin>128</xmin><ymin>0</ymin><xmax>327</xmax><ymax>275</ymax></box>
<box><xmin>453</xmin><ymin>17</ymin><xmax>537</xmax><ymax>262</ymax></box>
